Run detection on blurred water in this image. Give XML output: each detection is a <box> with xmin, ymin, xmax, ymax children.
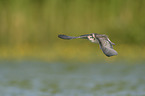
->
<box><xmin>0</xmin><ymin>60</ymin><xmax>145</xmax><ymax>96</ymax></box>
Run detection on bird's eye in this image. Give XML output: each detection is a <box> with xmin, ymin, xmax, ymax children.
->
<box><xmin>90</xmin><ymin>36</ymin><xmax>95</xmax><ymax>40</ymax></box>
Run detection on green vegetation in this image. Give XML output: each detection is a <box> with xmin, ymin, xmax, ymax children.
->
<box><xmin>0</xmin><ymin>0</ymin><xmax>145</xmax><ymax>62</ymax></box>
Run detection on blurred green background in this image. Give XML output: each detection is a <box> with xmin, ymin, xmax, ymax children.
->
<box><xmin>0</xmin><ymin>0</ymin><xmax>145</xmax><ymax>62</ymax></box>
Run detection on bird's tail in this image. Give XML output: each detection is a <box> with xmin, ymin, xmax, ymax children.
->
<box><xmin>58</xmin><ymin>34</ymin><xmax>80</xmax><ymax>40</ymax></box>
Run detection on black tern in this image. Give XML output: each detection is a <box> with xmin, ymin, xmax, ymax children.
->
<box><xmin>58</xmin><ymin>33</ymin><xmax>118</xmax><ymax>57</ymax></box>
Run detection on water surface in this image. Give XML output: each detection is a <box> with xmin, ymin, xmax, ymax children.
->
<box><xmin>0</xmin><ymin>61</ymin><xmax>145</xmax><ymax>96</ymax></box>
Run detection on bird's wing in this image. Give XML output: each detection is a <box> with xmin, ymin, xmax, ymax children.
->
<box><xmin>96</xmin><ymin>36</ymin><xmax>118</xmax><ymax>57</ymax></box>
<box><xmin>58</xmin><ymin>34</ymin><xmax>91</xmax><ymax>40</ymax></box>
<box><xmin>58</xmin><ymin>34</ymin><xmax>78</xmax><ymax>40</ymax></box>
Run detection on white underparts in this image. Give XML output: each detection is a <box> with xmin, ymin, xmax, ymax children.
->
<box><xmin>88</xmin><ymin>36</ymin><xmax>99</xmax><ymax>43</ymax></box>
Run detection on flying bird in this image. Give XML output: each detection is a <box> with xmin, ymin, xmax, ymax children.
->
<box><xmin>58</xmin><ymin>33</ymin><xmax>118</xmax><ymax>57</ymax></box>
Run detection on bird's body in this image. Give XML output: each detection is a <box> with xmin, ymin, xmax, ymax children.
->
<box><xmin>58</xmin><ymin>33</ymin><xmax>118</xmax><ymax>57</ymax></box>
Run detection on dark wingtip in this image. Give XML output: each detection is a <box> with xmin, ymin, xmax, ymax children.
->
<box><xmin>58</xmin><ymin>34</ymin><xmax>64</xmax><ymax>38</ymax></box>
<box><xmin>58</xmin><ymin>34</ymin><xmax>71</xmax><ymax>40</ymax></box>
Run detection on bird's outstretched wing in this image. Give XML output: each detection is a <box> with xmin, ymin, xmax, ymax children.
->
<box><xmin>58</xmin><ymin>34</ymin><xmax>91</xmax><ymax>40</ymax></box>
<box><xmin>58</xmin><ymin>35</ymin><xmax>78</xmax><ymax>39</ymax></box>
<box><xmin>96</xmin><ymin>35</ymin><xmax>118</xmax><ymax>57</ymax></box>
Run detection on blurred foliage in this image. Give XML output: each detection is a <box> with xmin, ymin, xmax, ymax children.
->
<box><xmin>0</xmin><ymin>0</ymin><xmax>145</xmax><ymax>62</ymax></box>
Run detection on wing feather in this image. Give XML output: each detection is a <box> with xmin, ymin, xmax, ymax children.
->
<box><xmin>58</xmin><ymin>34</ymin><xmax>91</xmax><ymax>40</ymax></box>
<box><xmin>96</xmin><ymin>36</ymin><xmax>118</xmax><ymax>57</ymax></box>
<box><xmin>58</xmin><ymin>35</ymin><xmax>79</xmax><ymax>40</ymax></box>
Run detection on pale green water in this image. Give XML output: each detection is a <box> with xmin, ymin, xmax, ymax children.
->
<box><xmin>0</xmin><ymin>61</ymin><xmax>145</xmax><ymax>96</ymax></box>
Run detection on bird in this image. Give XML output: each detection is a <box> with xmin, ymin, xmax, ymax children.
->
<box><xmin>58</xmin><ymin>33</ymin><xmax>118</xmax><ymax>57</ymax></box>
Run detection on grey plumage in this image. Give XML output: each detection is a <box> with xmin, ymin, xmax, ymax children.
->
<box><xmin>58</xmin><ymin>33</ymin><xmax>118</xmax><ymax>57</ymax></box>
